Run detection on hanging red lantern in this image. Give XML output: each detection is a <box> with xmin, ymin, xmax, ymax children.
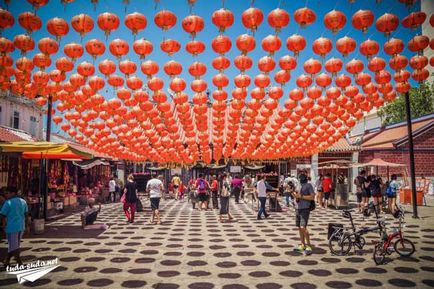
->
<box><xmin>141</xmin><ymin>60</ymin><xmax>159</xmax><ymax>77</ymax></box>
<box><xmin>411</xmin><ymin>68</ymin><xmax>429</xmax><ymax>83</ymax></box>
<box><xmin>409</xmin><ymin>55</ymin><xmax>428</xmax><ymax>70</ymax></box>
<box><xmin>38</xmin><ymin>37</ymin><xmax>58</xmax><ymax>56</ymax></box>
<box><xmin>254</xmin><ymin>73</ymin><xmax>270</xmax><ymax>88</ymax></box>
<box><xmin>296</xmin><ymin>74</ymin><xmax>312</xmax><ymax>88</ymax></box>
<box><xmin>14</xmin><ymin>34</ymin><xmax>35</xmax><ymax>54</ymax></box>
<box><xmin>312</xmin><ymin>37</ymin><xmax>332</xmax><ymax>57</ymax></box>
<box><xmin>241</xmin><ymin>7</ymin><xmax>264</xmax><ymax>32</ymax></box>
<box><xmin>315</xmin><ymin>73</ymin><xmax>332</xmax><ymax>88</ymax></box>
<box><xmin>191</xmin><ymin>79</ymin><xmax>207</xmax><ymax>92</ymax></box>
<box><xmin>63</xmin><ymin>42</ymin><xmax>83</xmax><ymax>61</ymax></box>
<box><xmin>0</xmin><ymin>37</ymin><xmax>14</xmax><ymax>55</ymax></box>
<box><xmin>212</xmin><ymin>73</ymin><xmax>229</xmax><ymax>89</ymax></box>
<box><xmin>186</xmin><ymin>40</ymin><xmax>205</xmax><ymax>56</ymax></box>
<box><xmin>89</xmin><ymin>75</ymin><xmax>105</xmax><ymax>91</ymax></box>
<box><xmin>231</xmin><ymin>87</ymin><xmax>247</xmax><ymax>100</ymax></box>
<box><xmin>154</xmin><ymin>10</ymin><xmax>177</xmax><ymax>31</ymax></box>
<box><xmin>211</xmin><ymin>8</ymin><xmax>234</xmax><ymax>32</ymax></box>
<box><xmin>402</xmin><ymin>12</ymin><xmax>426</xmax><ymax>30</ymax></box>
<box><xmin>133</xmin><ymin>38</ymin><xmax>153</xmax><ymax>59</ymax></box>
<box><xmin>27</xmin><ymin>0</ymin><xmax>48</xmax><ymax>9</ymax></box>
<box><xmin>182</xmin><ymin>15</ymin><xmax>204</xmax><ymax>36</ymax></box>
<box><xmin>346</xmin><ymin>58</ymin><xmax>364</xmax><ymax>75</ymax></box>
<box><xmin>261</xmin><ymin>34</ymin><xmax>282</xmax><ymax>55</ymax></box>
<box><xmin>125</xmin><ymin>12</ymin><xmax>147</xmax><ymax>36</ymax></box>
<box><xmin>109</xmin><ymin>38</ymin><xmax>129</xmax><ymax>59</ymax></box>
<box><xmin>398</xmin><ymin>0</ymin><xmax>418</xmax><ymax>7</ymax></box>
<box><xmin>355</xmin><ymin>72</ymin><xmax>371</xmax><ymax>86</ymax></box>
<box><xmin>16</xmin><ymin>57</ymin><xmax>34</xmax><ymax>72</ymax></box>
<box><xmin>234</xmin><ymin>74</ymin><xmax>251</xmax><ymax>88</ymax></box>
<box><xmin>367</xmin><ymin>56</ymin><xmax>386</xmax><ymax>72</ymax></box>
<box><xmin>359</xmin><ymin>39</ymin><xmax>379</xmax><ymax>59</ymax></box>
<box><xmin>407</xmin><ymin>35</ymin><xmax>430</xmax><ymax>54</ymax></box>
<box><xmin>212</xmin><ymin>35</ymin><xmax>232</xmax><ymax>55</ymax></box>
<box><xmin>286</xmin><ymin>34</ymin><xmax>306</xmax><ymax>56</ymax></box>
<box><xmin>250</xmin><ymin>87</ymin><xmax>265</xmax><ymax>100</ymax></box>
<box><xmin>164</xmin><ymin>60</ymin><xmax>182</xmax><ymax>77</ymax></box>
<box><xmin>71</xmin><ymin>14</ymin><xmax>94</xmax><ymax>38</ymax></box>
<box><xmin>258</xmin><ymin>56</ymin><xmax>275</xmax><ymax>73</ymax></box>
<box><xmin>351</xmin><ymin>9</ymin><xmax>374</xmax><ymax>33</ymax></box>
<box><xmin>374</xmin><ymin>70</ymin><xmax>391</xmax><ymax>85</ymax></box>
<box><xmin>279</xmin><ymin>55</ymin><xmax>297</xmax><ymax>71</ymax></box>
<box><xmin>147</xmin><ymin>77</ymin><xmax>164</xmax><ymax>91</ymax></box>
<box><xmin>33</xmin><ymin>53</ymin><xmax>51</xmax><ymax>70</ymax></box>
<box><xmin>376</xmin><ymin>13</ymin><xmax>399</xmax><ymax>37</ymax></box>
<box><xmin>267</xmin><ymin>8</ymin><xmax>290</xmax><ymax>32</ymax></box>
<box><xmin>395</xmin><ymin>82</ymin><xmax>410</xmax><ymax>93</ymax></box>
<box><xmin>274</xmin><ymin>70</ymin><xmax>290</xmax><ymax>85</ymax></box>
<box><xmin>211</xmin><ymin>56</ymin><xmax>230</xmax><ymax>72</ymax></box>
<box><xmin>98</xmin><ymin>59</ymin><xmax>116</xmax><ymax>77</ymax></box>
<box><xmin>77</xmin><ymin>61</ymin><xmax>95</xmax><ymax>78</ymax></box>
<box><xmin>212</xmin><ymin>90</ymin><xmax>228</xmax><ymax>101</ymax></box>
<box><xmin>303</xmin><ymin>58</ymin><xmax>322</xmax><ymax>75</ymax></box>
<box><xmin>160</xmin><ymin>39</ymin><xmax>181</xmax><ymax>56</ymax></box>
<box><xmin>18</xmin><ymin>12</ymin><xmax>42</xmax><ymax>34</ymax></box>
<box><xmin>54</xmin><ymin>57</ymin><xmax>72</xmax><ymax>73</ymax></box>
<box><xmin>307</xmin><ymin>86</ymin><xmax>322</xmax><ymax>99</ymax></box>
<box><xmin>0</xmin><ymin>8</ymin><xmax>14</xmax><ymax>31</ymax></box>
<box><xmin>336</xmin><ymin>36</ymin><xmax>356</xmax><ymax>57</ymax></box>
<box><xmin>344</xmin><ymin>86</ymin><xmax>359</xmax><ymax>98</ymax></box>
<box><xmin>119</xmin><ymin>59</ymin><xmax>137</xmax><ymax>77</ymax></box>
<box><xmin>389</xmin><ymin>55</ymin><xmax>408</xmax><ymax>71</ymax></box>
<box><xmin>107</xmin><ymin>74</ymin><xmax>124</xmax><ymax>88</ymax></box>
<box><xmin>324</xmin><ymin>57</ymin><xmax>343</xmax><ymax>76</ymax></box>
<box><xmin>85</xmin><ymin>38</ymin><xmax>105</xmax><ymax>59</ymax></box>
<box><xmin>46</xmin><ymin>17</ymin><xmax>69</xmax><ymax>41</ymax></box>
<box><xmin>126</xmin><ymin>76</ymin><xmax>143</xmax><ymax>90</ymax></box>
<box><xmin>236</xmin><ymin>34</ymin><xmax>255</xmax><ymax>55</ymax></box>
<box><xmin>323</xmin><ymin>10</ymin><xmax>346</xmax><ymax>33</ymax></box>
<box><xmin>335</xmin><ymin>74</ymin><xmax>351</xmax><ymax>88</ymax></box>
<box><xmin>294</xmin><ymin>7</ymin><xmax>316</xmax><ymax>28</ymax></box>
<box><xmin>383</xmin><ymin>38</ymin><xmax>404</xmax><ymax>56</ymax></box>
<box><xmin>169</xmin><ymin>77</ymin><xmax>186</xmax><ymax>92</ymax></box>
<box><xmin>430</xmin><ymin>14</ymin><xmax>434</xmax><ymax>27</ymax></box>
<box><xmin>97</xmin><ymin>12</ymin><xmax>120</xmax><ymax>37</ymax></box>
<box><xmin>394</xmin><ymin>70</ymin><xmax>410</xmax><ymax>82</ymax></box>
<box><xmin>289</xmin><ymin>88</ymin><xmax>304</xmax><ymax>100</ymax></box>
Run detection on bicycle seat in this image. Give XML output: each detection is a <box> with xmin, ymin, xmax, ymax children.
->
<box><xmin>342</xmin><ymin>210</ymin><xmax>353</xmax><ymax>218</ymax></box>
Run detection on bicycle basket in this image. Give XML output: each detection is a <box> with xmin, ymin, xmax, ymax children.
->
<box><xmin>328</xmin><ymin>223</ymin><xmax>343</xmax><ymax>240</ymax></box>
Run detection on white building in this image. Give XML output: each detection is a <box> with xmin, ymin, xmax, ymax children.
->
<box><xmin>0</xmin><ymin>91</ymin><xmax>44</xmax><ymax>139</ymax></box>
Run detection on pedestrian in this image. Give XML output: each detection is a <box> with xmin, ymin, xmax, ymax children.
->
<box><xmin>315</xmin><ymin>174</ymin><xmax>323</xmax><ymax>205</ymax></box>
<box><xmin>243</xmin><ymin>175</ymin><xmax>256</xmax><ymax>204</ymax></box>
<box><xmin>283</xmin><ymin>175</ymin><xmax>296</xmax><ymax>207</ymax></box>
<box><xmin>219</xmin><ymin>173</ymin><xmax>234</xmax><ymax>222</ymax></box>
<box><xmin>321</xmin><ymin>173</ymin><xmax>332</xmax><ymax>209</ymax></box>
<box><xmin>122</xmin><ymin>174</ymin><xmax>138</xmax><ymax>223</ymax></box>
<box><xmin>256</xmin><ymin>175</ymin><xmax>269</xmax><ymax>220</ymax></box>
<box><xmin>210</xmin><ymin>175</ymin><xmax>219</xmax><ymax>209</ymax></box>
<box><xmin>0</xmin><ymin>187</ymin><xmax>28</xmax><ymax>266</ymax></box>
<box><xmin>386</xmin><ymin>174</ymin><xmax>399</xmax><ymax>214</ymax></box>
<box><xmin>231</xmin><ymin>175</ymin><xmax>243</xmax><ymax>204</ymax></box>
<box><xmin>147</xmin><ymin>175</ymin><xmax>164</xmax><ymax>224</ymax></box>
<box><xmin>293</xmin><ymin>172</ymin><xmax>315</xmax><ymax>255</ymax></box>
<box><xmin>369</xmin><ymin>175</ymin><xmax>383</xmax><ymax>213</ymax></box>
<box><xmin>354</xmin><ymin>170</ymin><xmax>366</xmax><ymax>213</ymax></box>
<box><xmin>188</xmin><ymin>178</ymin><xmax>197</xmax><ymax>209</ymax></box>
<box><xmin>195</xmin><ymin>174</ymin><xmax>210</xmax><ymax>210</ymax></box>
<box><xmin>80</xmin><ymin>198</ymin><xmax>102</xmax><ymax>229</ymax></box>
<box><xmin>357</xmin><ymin>170</ymin><xmax>370</xmax><ymax>211</ymax></box>
<box><xmin>171</xmin><ymin>174</ymin><xmax>182</xmax><ymax>200</ymax></box>
<box><xmin>108</xmin><ymin>177</ymin><xmax>116</xmax><ymax>203</ymax></box>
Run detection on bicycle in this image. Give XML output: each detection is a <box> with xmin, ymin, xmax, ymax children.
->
<box><xmin>373</xmin><ymin>206</ymin><xmax>415</xmax><ymax>265</ymax></box>
<box><xmin>329</xmin><ymin>205</ymin><xmax>384</xmax><ymax>256</ymax></box>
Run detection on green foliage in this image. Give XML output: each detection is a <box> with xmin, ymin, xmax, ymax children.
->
<box><xmin>378</xmin><ymin>79</ymin><xmax>434</xmax><ymax>125</ymax></box>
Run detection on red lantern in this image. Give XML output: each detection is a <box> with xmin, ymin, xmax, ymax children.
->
<box><xmin>109</xmin><ymin>38</ymin><xmax>129</xmax><ymax>59</ymax></box>
<box><xmin>126</xmin><ymin>76</ymin><xmax>143</xmax><ymax>90</ymax></box>
<box><xmin>431</xmin><ymin>14</ymin><xmax>434</xmax><ymax>27</ymax></box>
<box><xmin>55</xmin><ymin>57</ymin><xmax>73</xmax><ymax>72</ymax></box>
<box><xmin>141</xmin><ymin>60</ymin><xmax>159</xmax><ymax>77</ymax></box>
<box><xmin>335</xmin><ymin>74</ymin><xmax>351</xmax><ymax>88</ymax></box>
<box><xmin>27</xmin><ymin>0</ymin><xmax>48</xmax><ymax>9</ymax></box>
<box><xmin>312</xmin><ymin>37</ymin><xmax>332</xmax><ymax>57</ymax></box>
<box><xmin>394</xmin><ymin>70</ymin><xmax>410</xmax><ymax>82</ymax></box>
<box><xmin>236</xmin><ymin>34</ymin><xmax>255</xmax><ymax>55</ymax></box>
<box><xmin>125</xmin><ymin>12</ymin><xmax>147</xmax><ymax>36</ymax></box>
<box><xmin>186</xmin><ymin>40</ymin><xmax>205</xmax><ymax>56</ymax></box>
<box><xmin>267</xmin><ymin>8</ymin><xmax>290</xmax><ymax>32</ymax></box>
<box><xmin>33</xmin><ymin>53</ymin><xmax>51</xmax><ymax>70</ymax></box>
<box><xmin>46</xmin><ymin>17</ymin><xmax>69</xmax><ymax>41</ymax></box>
<box><xmin>399</xmin><ymin>0</ymin><xmax>418</xmax><ymax>7</ymax></box>
<box><xmin>211</xmin><ymin>8</ymin><xmax>234</xmax><ymax>32</ymax></box>
<box><xmin>261</xmin><ymin>34</ymin><xmax>282</xmax><ymax>55</ymax></box>
<box><xmin>409</xmin><ymin>55</ymin><xmax>428</xmax><ymax>70</ymax></box>
<box><xmin>374</xmin><ymin>70</ymin><xmax>391</xmax><ymax>85</ymax></box>
<box><xmin>0</xmin><ymin>8</ymin><xmax>14</xmax><ymax>31</ymax></box>
<box><xmin>63</xmin><ymin>42</ymin><xmax>83</xmax><ymax>61</ymax></box>
<box><xmin>191</xmin><ymin>79</ymin><xmax>207</xmax><ymax>92</ymax></box>
<box><xmin>13</xmin><ymin>34</ymin><xmax>35</xmax><ymax>54</ymax></box>
<box><xmin>212</xmin><ymin>90</ymin><xmax>228</xmax><ymax>101</ymax></box>
<box><xmin>88</xmin><ymin>75</ymin><xmax>105</xmax><ymax>91</ymax></box>
<box><xmin>286</xmin><ymin>34</ymin><xmax>306</xmax><ymax>56</ymax></box>
<box><xmin>188</xmin><ymin>61</ymin><xmax>207</xmax><ymax>78</ymax></box>
<box><xmin>274</xmin><ymin>70</ymin><xmax>290</xmax><ymax>85</ymax></box>
<box><xmin>383</xmin><ymin>38</ymin><xmax>404</xmax><ymax>56</ymax></box>
<box><xmin>234</xmin><ymin>74</ymin><xmax>251</xmax><ymax>88</ymax></box>
<box><xmin>407</xmin><ymin>35</ymin><xmax>430</xmax><ymax>54</ymax></box>
<box><xmin>211</xmin><ymin>56</ymin><xmax>230</xmax><ymax>72</ymax></box>
<box><xmin>258</xmin><ymin>56</ymin><xmax>275</xmax><ymax>73</ymax></box>
<box><xmin>119</xmin><ymin>59</ymin><xmax>137</xmax><ymax>77</ymax></box>
<box><xmin>323</xmin><ymin>10</ymin><xmax>346</xmax><ymax>33</ymax></box>
<box><xmin>402</xmin><ymin>12</ymin><xmax>426</xmax><ymax>30</ymax></box>
<box><xmin>163</xmin><ymin>60</ymin><xmax>182</xmax><ymax>77</ymax></box>
<box><xmin>324</xmin><ymin>57</ymin><xmax>343</xmax><ymax>76</ymax></box>
<box><xmin>170</xmin><ymin>77</ymin><xmax>186</xmax><ymax>92</ymax></box>
<box><xmin>98</xmin><ymin>59</ymin><xmax>116</xmax><ymax>77</ymax></box>
<box><xmin>0</xmin><ymin>37</ymin><xmax>13</xmax><ymax>55</ymax></box>
<box><xmin>182</xmin><ymin>15</ymin><xmax>204</xmax><ymax>36</ymax></box>
<box><xmin>71</xmin><ymin>14</ymin><xmax>94</xmax><ymax>37</ymax></box>
<box><xmin>254</xmin><ymin>73</ymin><xmax>270</xmax><ymax>88</ymax></box>
<box><xmin>133</xmin><ymin>38</ymin><xmax>153</xmax><ymax>59</ymax></box>
<box><xmin>160</xmin><ymin>39</ymin><xmax>181</xmax><ymax>56</ymax></box>
<box><xmin>376</xmin><ymin>13</ymin><xmax>399</xmax><ymax>37</ymax></box>
<box><xmin>212</xmin><ymin>35</ymin><xmax>232</xmax><ymax>55</ymax></box>
<box><xmin>85</xmin><ymin>39</ymin><xmax>105</xmax><ymax>59</ymax></box>
<box><xmin>346</xmin><ymin>58</ymin><xmax>364</xmax><ymax>75</ymax></box>
<box><xmin>395</xmin><ymin>82</ymin><xmax>410</xmax><ymax>93</ymax></box>
<box><xmin>241</xmin><ymin>7</ymin><xmax>264</xmax><ymax>32</ymax></box>
<box><xmin>18</xmin><ymin>12</ymin><xmax>42</xmax><ymax>34</ymax></box>
<box><xmin>351</xmin><ymin>9</ymin><xmax>374</xmax><ymax>32</ymax></box>
<box><xmin>296</xmin><ymin>74</ymin><xmax>312</xmax><ymax>88</ymax></box>
<box><xmin>367</xmin><ymin>56</ymin><xmax>386</xmax><ymax>72</ymax></box>
<box><xmin>107</xmin><ymin>75</ymin><xmax>124</xmax><ymax>88</ymax></box>
<box><xmin>38</xmin><ymin>37</ymin><xmax>58</xmax><ymax>56</ymax></box>
<box><xmin>250</xmin><ymin>87</ymin><xmax>265</xmax><ymax>100</ymax></box>
<box><xmin>16</xmin><ymin>57</ymin><xmax>34</xmax><ymax>72</ymax></box>
<box><xmin>303</xmin><ymin>58</ymin><xmax>322</xmax><ymax>75</ymax></box>
<box><xmin>355</xmin><ymin>72</ymin><xmax>371</xmax><ymax>86</ymax></box>
<box><xmin>212</xmin><ymin>73</ymin><xmax>229</xmax><ymax>89</ymax></box>
<box><xmin>315</xmin><ymin>73</ymin><xmax>332</xmax><ymax>88</ymax></box>
<box><xmin>289</xmin><ymin>88</ymin><xmax>304</xmax><ymax>100</ymax></box>
<box><xmin>336</xmin><ymin>36</ymin><xmax>356</xmax><ymax>57</ymax></box>
<box><xmin>154</xmin><ymin>10</ymin><xmax>177</xmax><ymax>31</ymax></box>
<box><xmin>294</xmin><ymin>7</ymin><xmax>316</xmax><ymax>28</ymax></box>
<box><xmin>359</xmin><ymin>39</ymin><xmax>379</xmax><ymax>59</ymax></box>
<box><xmin>411</xmin><ymin>68</ymin><xmax>429</xmax><ymax>83</ymax></box>
<box><xmin>388</xmin><ymin>55</ymin><xmax>408</xmax><ymax>71</ymax></box>
<box><xmin>97</xmin><ymin>12</ymin><xmax>120</xmax><ymax>37</ymax></box>
<box><xmin>307</xmin><ymin>86</ymin><xmax>322</xmax><ymax>99</ymax></box>
<box><xmin>77</xmin><ymin>61</ymin><xmax>95</xmax><ymax>77</ymax></box>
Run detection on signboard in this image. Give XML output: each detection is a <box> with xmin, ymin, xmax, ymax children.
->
<box><xmin>230</xmin><ymin>166</ymin><xmax>242</xmax><ymax>173</ymax></box>
<box><xmin>171</xmin><ymin>168</ymin><xmax>182</xmax><ymax>175</ymax></box>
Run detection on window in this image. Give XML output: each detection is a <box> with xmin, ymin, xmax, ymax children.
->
<box><xmin>30</xmin><ymin>116</ymin><xmax>37</xmax><ymax>136</ymax></box>
<box><xmin>12</xmin><ymin>111</ymin><xmax>19</xmax><ymax>129</ymax></box>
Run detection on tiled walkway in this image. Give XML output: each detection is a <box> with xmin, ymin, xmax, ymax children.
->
<box><xmin>1</xmin><ymin>198</ymin><xmax>433</xmax><ymax>289</ymax></box>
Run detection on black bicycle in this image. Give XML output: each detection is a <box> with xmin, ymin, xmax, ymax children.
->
<box><xmin>329</xmin><ymin>205</ymin><xmax>384</xmax><ymax>256</ymax></box>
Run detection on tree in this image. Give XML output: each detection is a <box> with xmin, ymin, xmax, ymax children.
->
<box><xmin>378</xmin><ymin>79</ymin><xmax>434</xmax><ymax>125</ymax></box>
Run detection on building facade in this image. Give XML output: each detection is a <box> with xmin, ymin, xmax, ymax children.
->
<box><xmin>0</xmin><ymin>91</ymin><xmax>44</xmax><ymax>139</ymax></box>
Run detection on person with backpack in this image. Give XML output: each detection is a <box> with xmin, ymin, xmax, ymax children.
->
<box><xmin>387</xmin><ymin>174</ymin><xmax>400</xmax><ymax>214</ymax></box>
<box><xmin>122</xmin><ymin>174</ymin><xmax>138</xmax><ymax>223</ymax></box>
<box><xmin>219</xmin><ymin>173</ymin><xmax>234</xmax><ymax>222</ymax></box>
<box><xmin>293</xmin><ymin>171</ymin><xmax>315</xmax><ymax>255</ymax></box>
<box><xmin>231</xmin><ymin>175</ymin><xmax>243</xmax><ymax>204</ymax></box>
<box><xmin>195</xmin><ymin>174</ymin><xmax>210</xmax><ymax>210</ymax></box>
<box><xmin>354</xmin><ymin>170</ymin><xmax>368</xmax><ymax>213</ymax></box>
<box><xmin>369</xmin><ymin>175</ymin><xmax>383</xmax><ymax>214</ymax></box>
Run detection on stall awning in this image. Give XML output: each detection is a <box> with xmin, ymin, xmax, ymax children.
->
<box><xmin>351</xmin><ymin>158</ymin><xmax>406</xmax><ymax>168</ymax></box>
<box><xmin>0</xmin><ymin>141</ymin><xmax>93</xmax><ymax>160</ymax></box>
<box><xmin>73</xmin><ymin>159</ymin><xmax>110</xmax><ymax>169</ymax></box>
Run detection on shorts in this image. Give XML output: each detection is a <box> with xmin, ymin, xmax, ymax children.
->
<box><xmin>317</xmin><ymin>188</ymin><xmax>323</xmax><ymax>192</ymax></box>
<box><xmin>372</xmin><ymin>191</ymin><xmax>382</xmax><ymax>198</ymax></box>
<box><xmin>198</xmin><ymin>193</ymin><xmax>207</xmax><ymax>202</ymax></box>
<box><xmin>324</xmin><ymin>191</ymin><xmax>331</xmax><ymax>200</ymax></box>
<box><xmin>387</xmin><ymin>193</ymin><xmax>396</xmax><ymax>198</ymax></box>
<box><xmin>150</xmin><ymin>197</ymin><xmax>160</xmax><ymax>210</ymax></box>
<box><xmin>356</xmin><ymin>192</ymin><xmax>362</xmax><ymax>203</ymax></box>
<box><xmin>7</xmin><ymin>231</ymin><xmax>22</xmax><ymax>253</ymax></box>
<box><xmin>362</xmin><ymin>189</ymin><xmax>371</xmax><ymax>198</ymax></box>
<box><xmin>296</xmin><ymin>209</ymin><xmax>310</xmax><ymax>228</ymax></box>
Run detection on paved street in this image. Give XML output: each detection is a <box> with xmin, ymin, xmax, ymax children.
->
<box><xmin>1</xmin><ymin>197</ymin><xmax>433</xmax><ymax>289</ymax></box>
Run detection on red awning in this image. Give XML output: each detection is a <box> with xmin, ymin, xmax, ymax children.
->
<box><xmin>22</xmin><ymin>151</ymin><xmax>86</xmax><ymax>160</ymax></box>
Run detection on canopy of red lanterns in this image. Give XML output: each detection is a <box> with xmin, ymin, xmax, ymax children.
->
<box><xmin>0</xmin><ymin>0</ymin><xmax>433</xmax><ymax>165</ymax></box>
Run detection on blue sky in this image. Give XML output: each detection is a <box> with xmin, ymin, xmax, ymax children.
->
<box><xmin>2</xmin><ymin>0</ymin><xmax>423</xmax><ymax>133</ymax></box>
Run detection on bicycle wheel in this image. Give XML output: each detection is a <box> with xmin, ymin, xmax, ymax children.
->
<box><xmin>373</xmin><ymin>242</ymin><xmax>386</xmax><ymax>265</ymax></box>
<box><xmin>355</xmin><ymin>235</ymin><xmax>366</xmax><ymax>249</ymax></box>
<box><xmin>394</xmin><ymin>238</ymin><xmax>415</xmax><ymax>257</ymax></box>
<box><xmin>329</xmin><ymin>232</ymin><xmax>352</xmax><ymax>256</ymax></box>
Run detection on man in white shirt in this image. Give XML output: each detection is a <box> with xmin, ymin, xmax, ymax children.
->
<box><xmin>146</xmin><ymin>175</ymin><xmax>164</xmax><ymax>225</ymax></box>
<box><xmin>256</xmin><ymin>175</ymin><xmax>269</xmax><ymax>220</ymax></box>
<box><xmin>108</xmin><ymin>177</ymin><xmax>116</xmax><ymax>203</ymax></box>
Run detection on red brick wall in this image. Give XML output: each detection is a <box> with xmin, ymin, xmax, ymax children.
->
<box><xmin>400</xmin><ymin>125</ymin><xmax>434</xmax><ymax>149</ymax></box>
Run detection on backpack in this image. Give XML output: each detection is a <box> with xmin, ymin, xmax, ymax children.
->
<box><xmin>198</xmin><ymin>179</ymin><xmax>206</xmax><ymax>191</ymax></box>
<box><xmin>309</xmin><ymin>200</ymin><xmax>316</xmax><ymax>211</ymax></box>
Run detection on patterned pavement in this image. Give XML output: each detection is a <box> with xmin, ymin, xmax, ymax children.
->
<box><xmin>0</xmin><ymin>196</ymin><xmax>433</xmax><ymax>289</ymax></box>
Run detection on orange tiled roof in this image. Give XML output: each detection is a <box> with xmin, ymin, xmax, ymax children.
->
<box><xmin>0</xmin><ymin>126</ymin><xmax>35</xmax><ymax>142</ymax></box>
<box><xmin>67</xmin><ymin>142</ymin><xmax>112</xmax><ymax>159</ymax></box>
<box><xmin>326</xmin><ymin>138</ymin><xmax>360</xmax><ymax>152</ymax></box>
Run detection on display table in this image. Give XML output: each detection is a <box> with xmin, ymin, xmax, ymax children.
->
<box><xmin>399</xmin><ymin>188</ymin><xmax>424</xmax><ymax>206</ymax></box>
<box><xmin>333</xmin><ymin>184</ymin><xmax>349</xmax><ymax>209</ymax></box>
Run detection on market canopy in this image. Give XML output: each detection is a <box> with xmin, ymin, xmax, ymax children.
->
<box><xmin>1</xmin><ymin>0</ymin><xmax>431</xmax><ymax>165</ymax></box>
<box><xmin>351</xmin><ymin>158</ymin><xmax>406</xmax><ymax>168</ymax></box>
<box><xmin>0</xmin><ymin>141</ymin><xmax>93</xmax><ymax>159</ymax></box>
